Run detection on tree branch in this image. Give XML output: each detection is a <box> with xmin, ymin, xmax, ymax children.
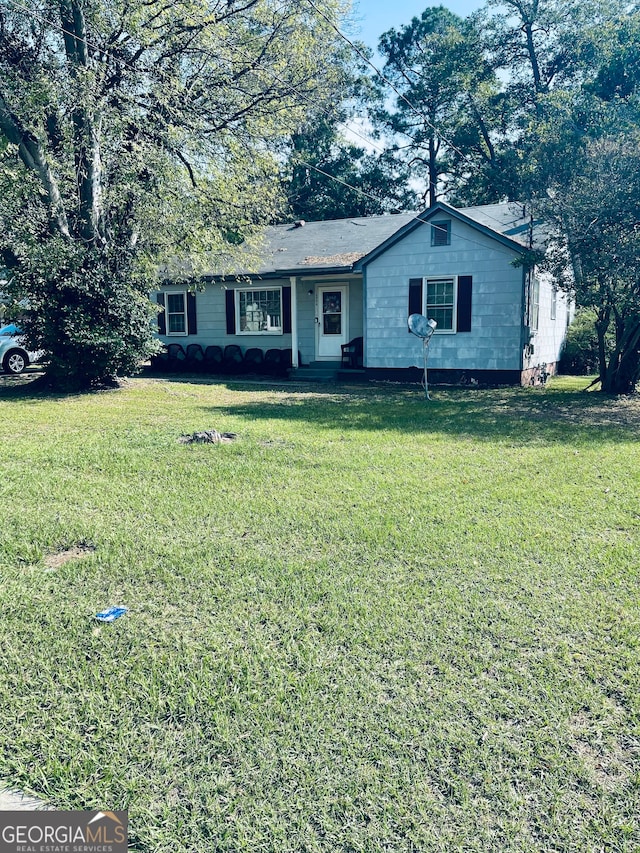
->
<box><xmin>0</xmin><ymin>91</ymin><xmax>70</xmax><ymax>239</ymax></box>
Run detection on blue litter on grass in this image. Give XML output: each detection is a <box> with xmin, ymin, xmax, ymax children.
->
<box><xmin>95</xmin><ymin>606</ymin><xmax>128</xmax><ymax>622</ymax></box>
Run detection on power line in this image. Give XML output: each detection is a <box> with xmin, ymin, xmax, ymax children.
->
<box><xmin>292</xmin><ymin>156</ymin><xmax>530</xmax><ymax>255</ymax></box>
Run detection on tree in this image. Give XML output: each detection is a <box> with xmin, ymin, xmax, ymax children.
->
<box><xmin>373</xmin><ymin>6</ymin><xmax>508</xmax><ymax>206</ymax></box>
<box><xmin>476</xmin><ymin>0</ymin><xmax>633</xmax><ymax>197</ymax></box>
<box><xmin>283</xmin><ymin>115</ymin><xmax>417</xmax><ymax>221</ymax></box>
<box><xmin>0</xmin><ymin>0</ymin><xmax>350</xmax><ymax>389</ymax></box>
<box><xmin>542</xmin><ymin>122</ymin><xmax>640</xmax><ymax>394</ymax></box>
<box><xmin>517</xmin><ymin>3</ymin><xmax>640</xmax><ymax>394</ymax></box>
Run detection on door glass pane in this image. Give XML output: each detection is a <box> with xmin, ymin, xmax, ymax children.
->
<box><xmin>323</xmin><ymin>291</ymin><xmax>341</xmax><ymax>314</ymax></box>
<box><xmin>322</xmin><ymin>291</ymin><xmax>342</xmax><ymax>335</ymax></box>
<box><xmin>323</xmin><ymin>314</ymin><xmax>341</xmax><ymax>335</ymax></box>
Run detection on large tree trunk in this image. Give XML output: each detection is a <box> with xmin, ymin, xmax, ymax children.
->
<box><xmin>60</xmin><ymin>0</ymin><xmax>106</xmax><ymax>247</ymax></box>
<box><xmin>428</xmin><ymin>136</ymin><xmax>438</xmax><ymax>206</ymax></box>
<box><xmin>600</xmin><ymin>316</ymin><xmax>640</xmax><ymax>394</ymax></box>
<box><xmin>595</xmin><ymin>305</ymin><xmax>610</xmax><ymax>388</ymax></box>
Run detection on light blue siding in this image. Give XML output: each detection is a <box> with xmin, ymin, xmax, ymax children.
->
<box><xmin>154</xmin><ymin>276</ymin><xmax>363</xmax><ymax>366</ymax></box>
<box><xmin>364</xmin><ymin>217</ymin><xmax>525</xmax><ymax>371</ymax></box>
<box><xmin>525</xmin><ymin>271</ymin><xmax>571</xmax><ymax>370</ymax></box>
<box><xmin>296</xmin><ymin>280</ymin><xmax>316</xmax><ymax>364</ymax></box>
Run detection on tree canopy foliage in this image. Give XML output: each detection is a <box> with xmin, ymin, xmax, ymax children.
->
<box><xmin>0</xmin><ymin>0</ymin><xmax>351</xmax><ymax>388</ymax></box>
<box><xmin>373</xmin><ymin>7</ymin><xmax>510</xmax><ymax>206</ymax></box>
<box><xmin>283</xmin><ymin>115</ymin><xmax>417</xmax><ymax>222</ymax></box>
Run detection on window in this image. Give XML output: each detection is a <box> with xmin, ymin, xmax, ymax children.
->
<box><xmin>166</xmin><ymin>292</ymin><xmax>187</xmax><ymax>335</ymax></box>
<box><xmin>550</xmin><ymin>286</ymin><xmax>557</xmax><ymax>321</ymax></box>
<box><xmin>408</xmin><ymin>276</ymin><xmax>472</xmax><ymax>333</ymax></box>
<box><xmin>426</xmin><ymin>277</ymin><xmax>455</xmax><ymax>331</ymax></box>
<box><xmin>431</xmin><ymin>220</ymin><xmax>451</xmax><ymax>247</ymax></box>
<box><xmin>236</xmin><ymin>288</ymin><xmax>282</xmax><ymax>334</ymax></box>
<box><xmin>531</xmin><ymin>276</ymin><xmax>540</xmax><ymax>331</ymax></box>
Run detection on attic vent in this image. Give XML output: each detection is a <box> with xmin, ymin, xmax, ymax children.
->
<box><xmin>294</xmin><ymin>219</ymin><xmax>305</xmax><ymax>228</ymax></box>
<box><xmin>431</xmin><ymin>220</ymin><xmax>451</xmax><ymax>246</ymax></box>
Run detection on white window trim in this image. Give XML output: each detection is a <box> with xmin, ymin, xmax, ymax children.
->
<box><xmin>235</xmin><ymin>286</ymin><xmax>284</xmax><ymax>335</ymax></box>
<box><xmin>424</xmin><ymin>275</ymin><xmax>457</xmax><ymax>334</ymax></box>
<box><xmin>165</xmin><ymin>290</ymin><xmax>187</xmax><ymax>336</ymax></box>
<box><xmin>531</xmin><ymin>276</ymin><xmax>540</xmax><ymax>331</ymax></box>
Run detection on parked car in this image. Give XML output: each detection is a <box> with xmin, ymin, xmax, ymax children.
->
<box><xmin>0</xmin><ymin>324</ymin><xmax>42</xmax><ymax>374</ymax></box>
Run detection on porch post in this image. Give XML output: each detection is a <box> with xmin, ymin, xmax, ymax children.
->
<box><xmin>289</xmin><ymin>275</ymin><xmax>299</xmax><ymax>368</ymax></box>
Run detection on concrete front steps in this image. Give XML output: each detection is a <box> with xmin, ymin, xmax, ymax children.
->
<box><xmin>293</xmin><ymin>361</ymin><xmax>366</xmax><ymax>383</ymax></box>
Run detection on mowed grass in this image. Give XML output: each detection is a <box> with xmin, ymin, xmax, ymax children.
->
<box><xmin>0</xmin><ymin>375</ymin><xmax>639</xmax><ymax>852</ymax></box>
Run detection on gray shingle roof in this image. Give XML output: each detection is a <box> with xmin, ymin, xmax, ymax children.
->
<box><xmin>215</xmin><ymin>202</ymin><xmax>539</xmax><ymax>279</ymax></box>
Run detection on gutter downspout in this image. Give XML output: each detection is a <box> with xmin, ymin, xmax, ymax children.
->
<box><xmin>290</xmin><ymin>275</ymin><xmax>299</xmax><ymax>368</ymax></box>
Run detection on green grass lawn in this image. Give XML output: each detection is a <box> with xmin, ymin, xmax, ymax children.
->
<box><xmin>0</xmin><ymin>375</ymin><xmax>638</xmax><ymax>852</ymax></box>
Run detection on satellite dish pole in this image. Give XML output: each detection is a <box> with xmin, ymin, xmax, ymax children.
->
<box><xmin>408</xmin><ymin>314</ymin><xmax>437</xmax><ymax>399</ymax></box>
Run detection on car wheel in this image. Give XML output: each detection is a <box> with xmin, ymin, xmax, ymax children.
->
<box><xmin>3</xmin><ymin>349</ymin><xmax>28</xmax><ymax>375</ymax></box>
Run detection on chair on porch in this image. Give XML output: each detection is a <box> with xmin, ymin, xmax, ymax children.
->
<box><xmin>166</xmin><ymin>343</ymin><xmax>187</xmax><ymax>371</ymax></box>
<box><xmin>222</xmin><ymin>344</ymin><xmax>244</xmax><ymax>374</ymax></box>
<box><xmin>203</xmin><ymin>345</ymin><xmax>223</xmax><ymax>373</ymax></box>
<box><xmin>264</xmin><ymin>348</ymin><xmax>285</xmax><ymax>376</ymax></box>
<box><xmin>243</xmin><ymin>347</ymin><xmax>264</xmax><ymax>374</ymax></box>
<box><xmin>340</xmin><ymin>336</ymin><xmax>363</xmax><ymax>369</ymax></box>
<box><xmin>185</xmin><ymin>343</ymin><xmax>205</xmax><ymax>372</ymax></box>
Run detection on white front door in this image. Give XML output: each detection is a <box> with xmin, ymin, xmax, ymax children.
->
<box><xmin>316</xmin><ymin>285</ymin><xmax>348</xmax><ymax>359</ymax></box>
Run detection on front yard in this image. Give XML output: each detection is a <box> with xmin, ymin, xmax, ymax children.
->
<box><xmin>0</xmin><ymin>376</ymin><xmax>638</xmax><ymax>851</ymax></box>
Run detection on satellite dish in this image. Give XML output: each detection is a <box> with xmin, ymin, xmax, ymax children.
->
<box><xmin>407</xmin><ymin>314</ymin><xmax>437</xmax><ymax>400</ymax></box>
<box><xmin>408</xmin><ymin>314</ymin><xmax>437</xmax><ymax>338</ymax></box>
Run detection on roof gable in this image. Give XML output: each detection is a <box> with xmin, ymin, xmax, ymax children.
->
<box><xmin>354</xmin><ymin>202</ymin><xmax>532</xmax><ymax>270</ymax></box>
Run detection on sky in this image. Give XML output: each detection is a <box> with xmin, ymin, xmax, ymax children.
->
<box><xmin>350</xmin><ymin>0</ymin><xmax>485</xmax><ymax>51</ymax></box>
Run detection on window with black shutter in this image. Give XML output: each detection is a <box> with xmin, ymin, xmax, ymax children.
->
<box><xmin>408</xmin><ymin>278</ymin><xmax>423</xmax><ymax>332</ymax></box>
<box><xmin>226</xmin><ymin>286</ymin><xmax>291</xmax><ymax>335</ymax></box>
<box><xmin>408</xmin><ymin>275</ymin><xmax>473</xmax><ymax>333</ymax></box>
<box><xmin>157</xmin><ymin>290</ymin><xmax>197</xmax><ymax>335</ymax></box>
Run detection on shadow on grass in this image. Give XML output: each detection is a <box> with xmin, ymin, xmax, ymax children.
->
<box><xmin>0</xmin><ymin>371</ymin><xmax>67</xmax><ymax>404</ymax></box>
<box><xmin>0</xmin><ymin>369</ymin><xmax>125</xmax><ymax>402</ymax></box>
<box><xmin>199</xmin><ymin>380</ymin><xmax>640</xmax><ymax>445</ymax></box>
<box><xmin>3</xmin><ymin>369</ymin><xmax>639</xmax><ymax>445</ymax></box>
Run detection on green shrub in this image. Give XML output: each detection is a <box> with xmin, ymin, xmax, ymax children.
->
<box><xmin>559</xmin><ymin>308</ymin><xmax>612</xmax><ymax>375</ymax></box>
<box><xmin>8</xmin><ymin>239</ymin><xmax>159</xmax><ymax>390</ymax></box>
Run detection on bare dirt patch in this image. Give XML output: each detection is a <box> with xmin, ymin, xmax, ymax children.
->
<box><xmin>569</xmin><ymin>702</ymin><xmax>636</xmax><ymax>793</ymax></box>
<box><xmin>44</xmin><ymin>543</ymin><xmax>96</xmax><ymax>571</ymax></box>
<box><xmin>487</xmin><ymin>390</ymin><xmax>640</xmax><ymax>429</ymax></box>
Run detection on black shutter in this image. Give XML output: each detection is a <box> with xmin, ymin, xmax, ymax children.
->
<box><xmin>457</xmin><ymin>276</ymin><xmax>472</xmax><ymax>332</ymax></box>
<box><xmin>282</xmin><ymin>285</ymin><xmax>292</xmax><ymax>334</ymax></box>
<box><xmin>186</xmin><ymin>291</ymin><xmax>197</xmax><ymax>335</ymax></box>
<box><xmin>156</xmin><ymin>292</ymin><xmax>166</xmax><ymax>335</ymax></box>
<box><xmin>408</xmin><ymin>278</ymin><xmax>423</xmax><ymax>331</ymax></box>
<box><xmin>225</xmin><ymin>289</ymin><xmax>236</xmax><ymax>334</ymax></box>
